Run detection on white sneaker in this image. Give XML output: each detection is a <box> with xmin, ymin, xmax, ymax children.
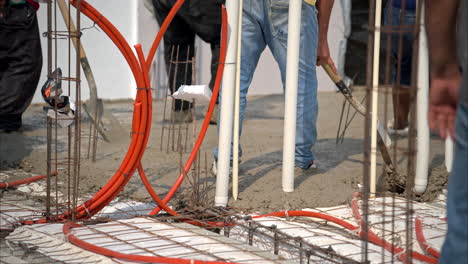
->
<box><xmin>211</xmin><ymin>160</ymin><xmax>217</xmax><ymax>176</ymax></box>
<box><xmin>211</xmin><ymin>160</ymin><xmax>233</xmax><ymax>177</ymax></box>
<box><xmin>305</xmin><ymin>160</ymin><xmax>318</xmax><ymax>170</ymax></box>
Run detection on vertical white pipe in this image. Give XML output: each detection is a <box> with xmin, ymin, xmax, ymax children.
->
<box><xmin>370</xmin><ymin>0</ymin><xmax>383</xmax><ymax>197</ymax></box>
<box><xmin>445</xmin><ymin>137</ymin><xmax>454</xmax><ymax>173</ymax></box>
<box><xmin>232</xmin><ymin>0</ymin><xmax>244</xmax><ymax>200</ymax></box>
<box><xmin>215</xmin><ymin>0</ymin><xmax>241</xmax><ymax>206</ymax></box>
<box><xmin>415</xmin><ymin>3</ymin><xmax>430</xmax><ymax>194</ymax></box>
<box><xmin>282</xmin><ymin>0</ymin><xmax>303</xmax><ymax>192</ymax></box>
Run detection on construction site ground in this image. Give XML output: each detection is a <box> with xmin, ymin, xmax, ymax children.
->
<box><xmin>0</xmin><ymin>91</ymin><xmax>449</xmax><ymax>213</ymax></box>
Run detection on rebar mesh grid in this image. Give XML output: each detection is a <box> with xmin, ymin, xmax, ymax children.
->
<box><xmin>44</xmin><ymin>0</ymin><xmax>84</xmax><ymax>222</ymax></box>
<box><xmin>358</xmin><ymin>1</ymin><xmax>449</xmax><ymax>263</ymax></box>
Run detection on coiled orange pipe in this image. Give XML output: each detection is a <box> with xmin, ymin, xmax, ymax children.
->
<box><xmin>63</xmin><ymin>222</ymin><xmax>239</xmax><ymax>264</ymax></box>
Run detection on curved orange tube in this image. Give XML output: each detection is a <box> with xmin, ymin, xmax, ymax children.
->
<box><xmin>63</xmin><ymin>222</ymin><xmax>239</xmax><ymax>264</ymax></box>
<box><xmin>415</xmin><ymin>217</ymin><xmax>440</xmax><ymax>259</ymax></box>
<box><xmin>149</xmin><ymin>4</ymin><xmax>228</xmax><ymax>216</ymax></box>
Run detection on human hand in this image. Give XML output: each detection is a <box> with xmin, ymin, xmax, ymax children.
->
<box><xmin>428</xmin><ymin>65</ymin><xmax>461</xmax><ymax>139</ymax></box>
<box><xmin>316</xmin><ymin>41</ymin><xmax>337</xmax><ymax>74</ymax></box>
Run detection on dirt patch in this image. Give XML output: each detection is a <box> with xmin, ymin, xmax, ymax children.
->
<box><xmin>1</xmin><ymin>93</ymin><xmax>449</xmax><ymax>215</ymax></box>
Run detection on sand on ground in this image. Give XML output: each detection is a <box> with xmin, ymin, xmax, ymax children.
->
<box><xmin>0</xmin><ymin>92</ymin><xmax>448</xmax><ymax>214</ymax></box>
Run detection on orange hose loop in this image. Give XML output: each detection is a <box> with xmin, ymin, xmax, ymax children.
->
<box><xmin>150</xmin><ymin>5</ymin><xmax>228</xmax><ymax>216</ymax></box>
<box><xmin>23</xmin><ymin>1</ymin><xmax>149</xmax><ymax>223</ymax></box>
<box><xmin>63</xmin><ymin>222</ymin><xmax>239</xmax><ymax>264</ymax></box>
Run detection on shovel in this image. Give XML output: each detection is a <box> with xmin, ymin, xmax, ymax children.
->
<box><xmin>57</xmin><ymin>0</ymin><xmax>124</xmax><ymax>144</ymax></box>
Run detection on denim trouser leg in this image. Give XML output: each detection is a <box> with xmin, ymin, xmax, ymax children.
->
<box><xmin>213</xmin><ymin>0</ymin><xmax>267</xmax><ymax>161</ymax></box>
<box><xmin>214</xmin><ymin>0</ymin><xmax>319</xmax><ymax>169</ymax></box>
<box><xmin>439</xmin><ymin>103</ymin><xmax>468</xmax><ymax>263</ymax></box>
<box><xmin>265</xmin><ymin>0</ymin><xmax>319</xmax><ymax>168</ymax></box>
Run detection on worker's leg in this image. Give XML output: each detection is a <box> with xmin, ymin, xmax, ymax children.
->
<box><xmin>213</xmin><ymin>0</ymin><xmax>267</xmax><ymax>161</ymax></box>
<box><xmin>0</xmin><ymin>4</ymin><xmax>42</xmax><ymax>132</ymax></box>
<box><xmin>384</xmin><ymin>3</ymin><xmax>414</xmax><ymax>130</ymax></box>
<box><xmin>152</xmin><ymin>0</ymin><xmax>195</xmax><ymax>111</ymax></box>
<box><xmin>265</xmin><ymin>0</ymin><xmax>318</xmax><ymax>168</ymax></box>
<box><xmin>177</xmin><ymin>2</ymin><xmax>223</xmax><ymax>101</ymax></box>
<box><xmin>439</xmin><ymin>102</ymin><xmax>468</xmax><ymax>262</ymax></box>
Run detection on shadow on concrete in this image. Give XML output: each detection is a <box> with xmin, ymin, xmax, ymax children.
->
<box><xmin>237</xmin><ymin>138</ymin><xmax>363</xmax><ymax>192</ymax></box>
<box><xmin>0</xmin><ymin>132</ymin><xmax>35</xmax><ymax>170</ymax></box>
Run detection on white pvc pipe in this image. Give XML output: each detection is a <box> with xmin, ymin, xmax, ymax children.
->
<box><xmin>370</xmin><ymin>0</ymin><xmax>383</xmax><ymax>197</ymax></box>
<box><xmin>445</xmin><ymin>137</ymin><xmax>454</xmax><ymax>173</ymax></box>
<box><xmin>414</xmin><ymin>3</ymin><xmax>430</xmax><ymax>195</ymax></box>
<box><xmin>215</xmin><ymin>0</ymin><xmax>241</xmax><ymax>206</ymax></box>
<box><xmin>232</xmin><ymin>0</ymin><xmax>244</xmax><ymax>201</ymax></box>
<box><xmin>282</xmin><ymin>0</ymin><xmax>303</xmax><ymax>192</ymax></box>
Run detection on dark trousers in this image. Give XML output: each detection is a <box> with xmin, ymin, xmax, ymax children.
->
<box><xmin>0</xmin><ymin>4</ymin><xmax>42</xmax><ymax>131</ymax></box>
<box><xmin>152</xmin><ymin>0</ymin><xmax>222</xmax><ymax>111</ymax></box>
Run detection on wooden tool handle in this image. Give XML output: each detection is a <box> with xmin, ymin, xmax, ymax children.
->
<box><xmin>323</xmin><ymin>63</ymin><xmax>341</xmax><ymax>84</ymax></box>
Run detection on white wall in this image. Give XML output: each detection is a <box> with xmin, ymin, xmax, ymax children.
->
<box><xmin>33</xmin><ymin>1</ymin><xmax>346</xmax><ymax>103</ymax></box>
<box><xmin>33</xmin><ymin>0</ymin><xmax>138</xmax><ymax>103</ymax></box>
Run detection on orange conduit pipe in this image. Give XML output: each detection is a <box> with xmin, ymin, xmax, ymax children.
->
<box><xmin>22</xmin><ymin>1</ymin><xmax>149</xmax><ymax>224</ymax></box>
<box><xmin>64</xmin><ymin>209</ymin><xmax>433</xmax><ymax>264</ymax></box>
<box><xmin>75</xmin><ymin>0</ymin><xmax>184</xmax><ymax>216</ymax></box>
<box><xmin>0</xmin><ymin>171</ymin><xmax>57</xmax><ymax>189</ymax></box>
<box><xmin>67</xmin><ymin>0</ymin><xmax>186</xmax><ymax>218</ymax></box>
<box><xmin>415</xmin><ymin>217</ymin><xmax>440</xmax><ymax>259</ymax></box>
<box><xmin>351</xmin><ymin>192</ymin><xmax>438</xmax><ymax>263</ymax></box>
<box><xmin>65</xmin><ymin>0</ymin><xmax>148</xmax><ymax>219</ymax></box>
<box><xmin>148</xmin><ymin>3</ymin><xmax>228</xmax><ymax>216</ymax></box>
<box><xmin>63</xmin><ymin>223</ymin><xmax>239</xmax><ymax>264</ymax></box>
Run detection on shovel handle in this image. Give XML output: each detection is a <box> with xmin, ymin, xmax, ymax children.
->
<box><xmin>323</xmin><ymin>63</ymin><xmax>341</xmax><ymax>84</ymax></box>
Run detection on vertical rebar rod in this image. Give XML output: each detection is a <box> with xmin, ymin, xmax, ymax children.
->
<box><xmin>67</xmin><ymin>0</ymin><xmax>72</xmax><ymax>215</ymax></box>
<box><xmin>45</xmin><ymin>0</ymin><xmax>53</xmax><ymax>221</ymax></box>
<box><xmin>363</xmin><ymin>0</ymin><xmax>377</xmax><ymax>261</ymax></box>
<box><xmin>161</xmin><ymin>46</ymin><xmax>175</xmax><ymax>152</ymax></box>
<box><xmin>405</xmin><ymin>0</ymin><xmax>423</xmax><ymax>262</ymax></box>
<box><xmin>46</xmin><ymin>117</ymin><xmax>52</xmax><ymax>220</ymax></box>
<box><xmin>53</xmin><ymin>0</ymin><xmax>59</xmax><ymax>218</ymax></box>
<box><xmin>382</xmin><ymin>1</ymin><xmax>395</xmax><ymax>262</ymax></box>
<box><xmin>171</xmin><ymin>45</ymin><xmax>181</xmax><ymax>152</ymax></box>
<box><xmin>72</xmin><ymin>0</ymin><xmax>82</xmax><ymax>221</ymax></box>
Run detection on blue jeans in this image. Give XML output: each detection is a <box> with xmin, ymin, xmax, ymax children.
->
<box><xmin>439</xmin><ymin>103</ymin><xmax>468</xmax><ymax>263</ymax></box>
<box><xmin>215</xmin><ymin>0</ymin><xmax>319</xmax><ymax>169</ymax></box>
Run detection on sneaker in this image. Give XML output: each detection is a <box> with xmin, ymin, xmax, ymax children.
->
<box><xmin>387</xmin><ymin>119</ymin><xmax>408</xmax><ymax>136</ymax></box>
<box><xmin>211</xmin><ymin>159</ymin><xmax>233</xmax><ymax>177</ymax></box>
<box><xmin>210</xmin><ymin>104</ymin><xmax>218</xmax><ymax>125</ymax></box>
<box><xmin>294</xmin><ymin>160</ymin><xmax>317</xmax><ymax>172</ymax></box>
<box><xmin>305</xmin><ymin>160</ymin><xmax>318</xmax><ymax>170</ymax></box>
